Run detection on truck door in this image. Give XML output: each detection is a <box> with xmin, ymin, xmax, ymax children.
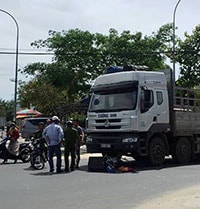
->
<box><xmin>154</xmin><ymin>90</ymin><xmax>169</xmax><ymax>124</ymax></box>
<box><xmin>139</xmin><ymin>88</ymin><xmax>169</xmax><ymax>132</ymax></box>
<box><xmin>139</xmin><ymin>88</ymin><xmax>156</xmax><ymax>132</ymax></box>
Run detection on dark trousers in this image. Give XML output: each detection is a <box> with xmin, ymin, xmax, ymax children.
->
<box><xmin>76</xmin><ymin>146</ymin><xmax>80</xmax><ymax>167</ymax></box>
<box><xmin>64</xmin><ymin>147</ymin><xmax>76</xmax><ymax>170</ymax></box>
<box><xmin>2</xmin><ymin>144</ymin><xmax>8</xmax><ymax>160</ymax></box>
<box><xmin>48</xmin><ymin>144</ymin><xmax>62</xmax><ymax>172</ymax></box>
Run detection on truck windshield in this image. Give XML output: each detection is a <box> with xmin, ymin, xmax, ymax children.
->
<box><xmin>89</xmin><ymin>89</ymin><xmax>137</xmax><ymax>112</ymax></box>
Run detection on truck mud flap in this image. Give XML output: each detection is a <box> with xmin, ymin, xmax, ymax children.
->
<box><xmin>88</xmin><ymin>157</ymin><xmax>105</xmax><ymax>172</ymax></box>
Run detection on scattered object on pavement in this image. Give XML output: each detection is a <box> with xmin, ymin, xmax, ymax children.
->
<box><xmin>88</xmin><ymin>155</ymin><xmax>135</xmax><ymax>173</ymax></box>
<box><xmin>118</xmin><ymin>166</ymin><xmax>135</xmax><ymax>172</ymax></box>
<box><xmin>88</xmin><ymin>156</ymin><xmax>105</xmax><ymax>172</ymax></box>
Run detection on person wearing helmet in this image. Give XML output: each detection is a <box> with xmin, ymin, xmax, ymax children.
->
<box><xmin>63</xmin><ymin>121</ymin><xmax>79</xmax><ymax>172</ymax></box>
<box><xmin>42</xmin><ymin>116</ymin><xmax>64</xmax><ymax>174</ymax></box>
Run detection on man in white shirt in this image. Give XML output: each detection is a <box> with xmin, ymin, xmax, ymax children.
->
<box><xmin>43</xmin><ymin>116</ymin><xmax>64</xmax><ymax>174</ymax></box>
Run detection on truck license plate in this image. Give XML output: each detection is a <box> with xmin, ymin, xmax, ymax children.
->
<box><xmin>101</xmin><ymin>144</ymin><xmax>111</xmax><ymax>148</ymax></box>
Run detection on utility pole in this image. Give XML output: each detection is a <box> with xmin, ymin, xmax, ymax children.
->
<box><xmin>172</xmin><ymin>0</ymin><xmax>182</xmax><ymax>99</ymax></box>
<box><xmin>0</xmin><ymin>9</ymin><xmax>19</xmax><ymax>121</ymax></box>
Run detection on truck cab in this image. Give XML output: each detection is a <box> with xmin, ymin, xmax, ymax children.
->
<box><xmin>86</xmin><ymin>66</ymin><xmax>171</xmax><ymax>165</ymax></box>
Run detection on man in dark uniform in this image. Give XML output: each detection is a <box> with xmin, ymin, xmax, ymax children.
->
<box><xmin>72</xmin><ymin>119</ymin><xmax>85</xmax><ymax>168</ymax></box>
<box><xmin>63</xmin><ymin>121</ymin><xmax>78</xmax><ymax>172</ymax></box>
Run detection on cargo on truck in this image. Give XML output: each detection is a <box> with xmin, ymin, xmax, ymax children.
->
<box><xmin>85</xmin><ymin>65</ymin><xmax>200</xmax><ymax>167</ymax></box>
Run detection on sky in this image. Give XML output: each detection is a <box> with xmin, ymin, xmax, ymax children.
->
<box><xmin>0</xmin><ymin>0</ymin><xmax>199</xmax><ymax>101</ymax></box>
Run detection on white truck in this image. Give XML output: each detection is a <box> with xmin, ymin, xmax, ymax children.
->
<box><xmin>86</xmin><ymin>65</ymin><xmax>200</xmax><ymax>166</ymax></box>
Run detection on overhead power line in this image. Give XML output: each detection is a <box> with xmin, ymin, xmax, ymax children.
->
<box><xmin>0</xmin><ymin>50</ymin><xmax>199</xmax><ymax>56</ymax></box>
<box><xmin>0</xmin><ymin>51</ymin><xmax>54</xmax><ymax>55</ymax></box>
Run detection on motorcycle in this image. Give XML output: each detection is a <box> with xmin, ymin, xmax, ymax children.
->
<box><xmin>0</xmin><ymin>137</ymin><xmax>32</xmax><ymax>163</ymax></box>
<box><xmin>30</xmin><ymin>137</ymin><xmax>48</xmax><ymax>170</ymax></box>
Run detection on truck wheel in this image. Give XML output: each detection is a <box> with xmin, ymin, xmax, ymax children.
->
<box><xmin>172</xmin><ymin>137</ymin><xmax>191</xmax><ymax>164</ymax></box>
<box><xmin>148</xmin><ymin>137</ymin><xmax>166</xmax><ymax>166</ymax></box>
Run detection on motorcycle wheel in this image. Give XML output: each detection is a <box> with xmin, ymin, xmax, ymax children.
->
<box><xmin>32</xmin><ymin>155</ymin><xmax>45</xmax><ymax>170</ymax></box>
<box><xmin>20</xmin><ymin>148</ymin><xmax>31</xmax><ymax>163</ymax></box>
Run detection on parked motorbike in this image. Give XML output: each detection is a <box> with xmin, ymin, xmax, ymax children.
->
<box><xmin>0</xmin><ymin>137</ymin><xmax>32</xmax><ymax>163</ymax></box>
<box><xmin>20</xmin><ymin>140</ymin><xmax>34</xmax><ymax>162</ymax></box>
<box><xmin>30</xmin><ymin>137</ymin><xmax>48</xmax><ymax>170</ymax></box>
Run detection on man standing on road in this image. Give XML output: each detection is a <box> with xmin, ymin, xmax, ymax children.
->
<box><xmin>63</xmin><ymin>121</ymin><xmax>78</xmax><ymax>172</ymax></box>
<box><xmin>72</xmin><ymin>119</ymin><xmax>85</xmax><ymax>169</ymax></box>
<box><xmin>43</xmin><ymin>116</ymin><xmax>64</xmax><ymax>174</ymax></box>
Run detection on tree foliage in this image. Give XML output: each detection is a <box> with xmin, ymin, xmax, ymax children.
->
<box><xmin>176</xmin><ymin>25</ymin><xmax>200</xmax><ymax>88</ymax></box>
<box><xmin>18</xmin><ymin>78</ymin><xmax>69</xmax><ymax>116</ymax></box>
<box><xmin>0</xmin><ymin>99</ymin><xmax>14</xmax><ymax>121</ymax></box>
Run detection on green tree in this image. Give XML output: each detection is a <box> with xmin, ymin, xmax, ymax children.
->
<box><xmin>176</xmin><ymin>25</ymin><xmax>200</xmax><ymax>88</ymax></box>
<box><xmin>102</xmin><ymin>28</ymin><xmax>169</xmax><ymax>69</ymax></box>
<box><xmin>18</xmin><ymin>78</ymin><xmax>68</xmax><ymax>116</ymax></box>
<box><xmin>0</xmin><ymin>99</ymin><xmax>14</xmax><ymax>121</ymax></box>
<box><xmin>0</xmin><ymin>99</ymin><xmax>6</xmax><ymax>117</ymax></box>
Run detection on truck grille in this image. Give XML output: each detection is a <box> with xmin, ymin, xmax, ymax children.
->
<box><xmin>95</xmin><ymin>119</ymin><xmax>121</xmax><ymax>129</ymax></box>
<box><xmin>95</xmin><ymin>119</ymin><xmax>121</xmax><ymax>123</ymax></box>
<box><xmin>96</xmin><ymin>126</ymin><xmax>121</xmax><ymax>129</ymax></box>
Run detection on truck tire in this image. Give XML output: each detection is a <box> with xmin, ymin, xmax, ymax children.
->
<box><xmin>148</xmin><ymin>137</ymin><xmax>166</xmax><ymax>166</ymax></box>
<box><xmin>172</xmin><ymin>137</ymin><xmax>191</xmax><ymax>164</ymax></box>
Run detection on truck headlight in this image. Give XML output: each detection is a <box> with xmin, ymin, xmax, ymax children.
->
<box><xmin>86</xmin><ymin>136</ymin><xmax>93</xmax><ymax>143</ymax></box>
<box><xmin>122</xmin><ymin>137</ymin><xmax>138</xmax><ymax>143</ymax></box>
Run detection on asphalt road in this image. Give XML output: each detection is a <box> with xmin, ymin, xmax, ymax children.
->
<box><xmin>1</xmin><ymin>155</ymin><xmax>200</xmax><ymax>209</ymax></box>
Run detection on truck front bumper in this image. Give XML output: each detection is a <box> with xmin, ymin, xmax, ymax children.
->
<box><xmin>86</xmin><ymin>132</ymin><xmax>140</xmax><ymax>155</ymax></box>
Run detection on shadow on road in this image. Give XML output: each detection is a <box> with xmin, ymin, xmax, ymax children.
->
<box><xmin>19</xmin><ymin>156</ymin><xmax>200</xmax><ymax>176</ymax></box>
<box><xmin>81</xmin><ymin>156</ymin><xmax>200</xmax><ymax>174</ymax></box>
<box><xmin>122</xmin><ymin>157</ymin><xmax>200</xmax><ymax>173</ymax></box>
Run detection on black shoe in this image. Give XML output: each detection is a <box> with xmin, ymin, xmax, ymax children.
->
<box><xmin>56</xmin><ymin>170</ymin><xmax>62</xmax><ymax>174</ymax></box>
<box><xmin>71</xmin><ymin>168</ymin><xmax>75</xmax><ymax>172</ymax></box>
<box><xmin>49</xmin><ymin>171</ymin><xmax>54</xmax><ymax>175</ymax></box>
<box><xmin>75</xmin><ymin>165</ymin><xmax>79</xmax><ymax>169</ymax></box>
<box><xmin>14</xmin><ymin>159</ymin><xmax>17</xmax><ymax>164</ymax></box>
<box><xmin>49</xmin><ymin>169</ymin><xmax>54</xmax><ymax>174</ymax></box>
<box><xmin>64</xmin><ymin>168</ymin><xmax>69</xmax><ymax>173</ymax></box>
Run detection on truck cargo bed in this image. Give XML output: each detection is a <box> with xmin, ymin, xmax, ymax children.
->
<box><xmin>174</xmin><ymin>110</ymin><xmax>200</xmax><ymax>135</ymax></box>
